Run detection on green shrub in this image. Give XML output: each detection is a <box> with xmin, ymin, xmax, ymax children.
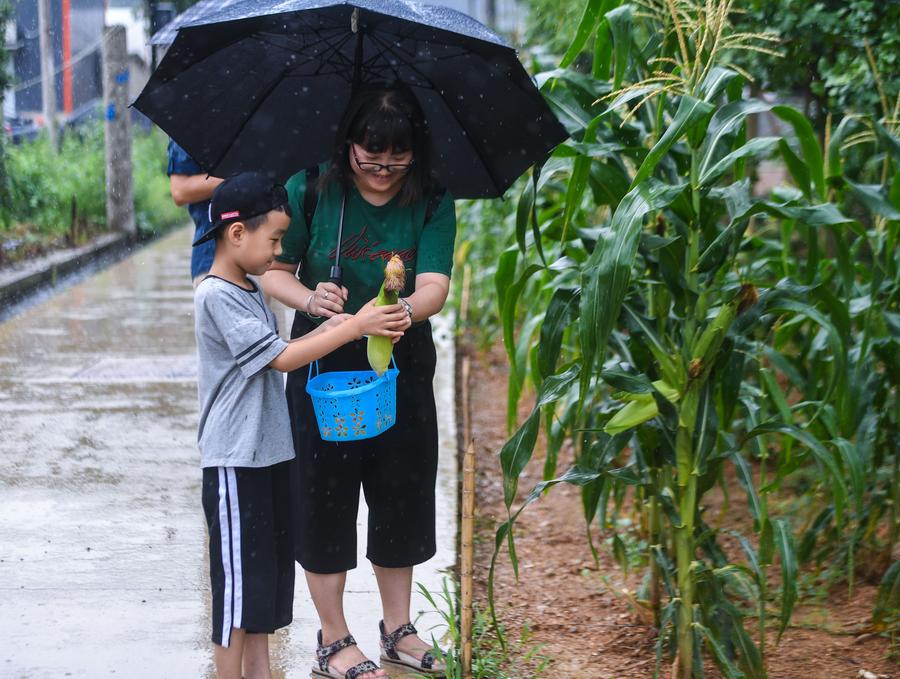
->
<box><xmin>133</xmin><ymin>126</ymin><xmax>185</xmax><ymax>234</ymax></box>
<box><xmin>1</xmin><ymin>123</ymin><xmax>186</xmax><ymax>251</ymax></box>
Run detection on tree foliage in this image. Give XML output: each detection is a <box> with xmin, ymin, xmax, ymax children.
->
<box><xmin>732</xmin><ymin>0</ymin><xmax>900</xmax><ymax>130</ymax></box>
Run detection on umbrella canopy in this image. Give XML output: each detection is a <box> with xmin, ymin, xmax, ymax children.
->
<box><xmin>150</xmin><ymin>0</ymin><xmax>245</xmax><ymax>46</ymax></box>
<box><xmin>133</xmin><ymin>0</ymin><xmax>568</xmax><ymax>198</ymax></box>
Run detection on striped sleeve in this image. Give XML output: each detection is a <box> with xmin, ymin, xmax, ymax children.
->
<box><xmin>204</xmin><ymin>288</ymin><xmax>288</xmax><ymax>378</ymax></box>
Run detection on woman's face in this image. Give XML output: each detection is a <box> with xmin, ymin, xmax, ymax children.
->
<box><xmin>348</xmin><ymin>143</ymin><xmax>413</xmax><ymax>198</ymax></box>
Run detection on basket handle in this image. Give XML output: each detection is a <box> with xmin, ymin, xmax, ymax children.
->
<box><xmin>308</xmin><ymin>360</ymin><xmax>320</xmax><ymax>381</ymax></box>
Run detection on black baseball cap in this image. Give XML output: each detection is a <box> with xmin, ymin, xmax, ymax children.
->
<box><xmin>192</xmin><ymin>171</ymin><xmax>288</xmax><ymax>247</ymax></box>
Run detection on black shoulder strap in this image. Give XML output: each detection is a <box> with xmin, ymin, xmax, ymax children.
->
<box><xmin>424</xmin><ymin>187</ymin><xmax>446</xmax><ymax>225</ymax></box>
<box><xmin>303</xmin><ymin>165</ymin><xmax>320</xmax><ymax>227</ymax></box>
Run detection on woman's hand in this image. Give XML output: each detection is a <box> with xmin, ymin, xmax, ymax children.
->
<box><xmin>308</xmin><ymin>281</ymin><xmax>349</xmax><ymax>318</ymax></box>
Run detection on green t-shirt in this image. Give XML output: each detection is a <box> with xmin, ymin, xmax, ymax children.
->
<box><xmin>276</xmin><ymin>166</ymin><xmax>456</xmax><ymax>315</ymax></box>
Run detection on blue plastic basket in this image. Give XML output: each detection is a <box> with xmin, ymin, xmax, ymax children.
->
<box><xmin>305</xmin><ymin>357</ymin><xmax>399</xmax><ymax>442</ymax></box>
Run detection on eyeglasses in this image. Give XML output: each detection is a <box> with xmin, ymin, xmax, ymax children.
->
<box><xmin>351</xmin><ymin>144</ymin><xmax>414</xmax><ymax>175</ymax></box>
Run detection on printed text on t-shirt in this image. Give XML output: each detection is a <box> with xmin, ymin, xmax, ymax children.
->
<box><xmin>327</xmin><ymin>226</ymin><xmax>417</xmax><ymax>263</ymax></box>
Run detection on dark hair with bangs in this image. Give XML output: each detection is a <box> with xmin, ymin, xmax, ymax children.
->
<box><xmin>319</xmin><ymin>81</ymin><xmax>434</xmax><ymax>206</ymax></box>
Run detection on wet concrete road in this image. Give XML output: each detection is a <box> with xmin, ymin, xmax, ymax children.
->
<box><xmin>0</xmin><ymin>226</ymin><xmax>457</xmax><ymax>678</ymax></box>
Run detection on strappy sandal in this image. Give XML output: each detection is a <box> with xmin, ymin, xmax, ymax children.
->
<box><xmin>379</xmin><ymin>620</ymin><xmax>445</xmax><ymax>676</ymax></box>
<box><xmin>311</xmin><ymin>629</ymin><xmax>383</xmax><ymax>679</ymax></box>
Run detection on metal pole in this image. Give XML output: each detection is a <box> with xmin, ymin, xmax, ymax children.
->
<box><xmin>329</xmin><ymin>194</ymin><xmax>346</xmax><ymax>287</ymax></box>
<box><xmin>102</xmin><ymin>26</ymin><xmax>136</xmax><ymax>235</ymax></box>
<box><xmin>37</xmin><ymin>0</ymin><xmax>57</xmax><ymax>148</ymax></box>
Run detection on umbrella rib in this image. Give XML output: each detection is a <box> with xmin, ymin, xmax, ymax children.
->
<box><xmin>255</xmin><ymin>29</ymin><xmax>356</xmax><ymax>80</ymax></box>
<box><xmin>367</xmin><ymin>32</ymin><xmax>504</xmax><ymax>194</ymax></box>
<box><xmin>207</xmin><ymin>64</ymin><xmax>291</xmax><ymax>173</ymax></box>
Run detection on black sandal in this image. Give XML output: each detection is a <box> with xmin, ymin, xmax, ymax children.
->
<box><xmin>311</xmin><ymin>629</ymin><xmax>382</xmax><ymax>679</ymax></box>
<box><xmin>378</xmin><ymin>620</ymin><xmax>445</xmax><ymax>676</ymax></box>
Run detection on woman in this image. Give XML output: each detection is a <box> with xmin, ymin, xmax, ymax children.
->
<box><xmin>261</xmin><ymin>82</ymin><xmax>455</xmax><ymax>679</ymax></box>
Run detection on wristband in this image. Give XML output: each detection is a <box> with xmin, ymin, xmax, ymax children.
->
<box><xmin>399</xmin><ymin>297</ymin><xmax>413</xmax><ymax>321</ymax></box>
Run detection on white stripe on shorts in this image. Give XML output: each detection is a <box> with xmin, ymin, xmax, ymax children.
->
<box><xmin>217</xmin><ymin>468</ymin><xmax>233</xmax><ymax>647</ymax></box>
<box><xmin>226</xmin><ymin>468</ymin><xmax>243</xmax><ymax>629</ymax></box>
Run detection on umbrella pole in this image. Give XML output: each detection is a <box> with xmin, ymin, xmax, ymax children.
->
<box><xmin>351</xmin><ymin>7</ymin><xmax>363</xmax><ymax>90</ymax></box>
<box><xmin>329</xmin><ymin>193</ymin><xmax>346</xmax><ymax>287</ymax></box>
<box><xmin>332</xmin><ymin>8</ymin><xmax>361</xmax><ymax>290</ymax></box>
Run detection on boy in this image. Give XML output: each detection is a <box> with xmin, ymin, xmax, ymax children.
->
<box><xmin>193</xmin><ymin>172</ymin><xmax>407</xmax><ymax>679</ymax></box>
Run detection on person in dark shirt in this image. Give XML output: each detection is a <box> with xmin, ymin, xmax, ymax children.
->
<box><xmin>167</xmin><ymin>139</ymin><xmax>224</xmax><ymax>285</ymax></box>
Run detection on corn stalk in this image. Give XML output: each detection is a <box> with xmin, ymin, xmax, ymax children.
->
<box><xmin>479</xmin><ymin>0</ymin><xmax>900</xmax><ymax>676</ymax></box>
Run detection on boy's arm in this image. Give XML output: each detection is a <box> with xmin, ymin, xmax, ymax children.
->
<box><xmin>269</xmin><ymin>317</ymin><xmax>361</xmax><ymax>372</ymax></box>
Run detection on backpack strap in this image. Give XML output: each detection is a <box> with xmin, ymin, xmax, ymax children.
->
<box><xmin>303</xmin><ymin>164</ymin><xmax>320</xmax><ymax>228</ymax></box>
<box><xmin>424</xmin><ymin>186</ymin><xmax>446</xmax><ymax>225</ymax></box>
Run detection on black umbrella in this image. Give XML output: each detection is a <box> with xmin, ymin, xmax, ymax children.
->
<box><xmin>133</xmin><ymin>0</ymin><xmax>567</xmax><ymax>199</ymax></box>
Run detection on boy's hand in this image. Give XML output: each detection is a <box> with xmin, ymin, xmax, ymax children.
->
<box><xmin>352</xmin><ymin>299</ymin><xmax>407</xmax><ymax>340</ymax></box>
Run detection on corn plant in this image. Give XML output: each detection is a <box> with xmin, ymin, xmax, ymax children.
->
<box><xmin>479</xmin><ymin>1</ymin><xmax>900</xmax><ymax>677</ymax></box>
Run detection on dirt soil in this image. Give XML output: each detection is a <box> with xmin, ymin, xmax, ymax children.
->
<box><xmin>464</xmin><ymin>341</ymin><xmax>897</xmax><ymax>679</ymax></box>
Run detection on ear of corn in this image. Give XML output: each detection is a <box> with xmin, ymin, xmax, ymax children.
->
<box><xmin>366</xmin><ymin>255</ymin><xmax>405</xmax><ymax>375</ymax></box>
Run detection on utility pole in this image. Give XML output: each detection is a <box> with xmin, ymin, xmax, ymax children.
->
<box><xmin>37</xmin><ymin>0</ymin><xmax>57</xmax><ymax>148</ymax></box>
<box><xmin>486</xmin><ymin>0</ymin><xmax>497</xmax><ymax>29</ymax></box>
<box><xmin>102</xmin><ymin>25</ymin><xmax>135</xmax><ymax>235</ymax></box>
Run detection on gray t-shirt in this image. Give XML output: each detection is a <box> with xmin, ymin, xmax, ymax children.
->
<box><xmin>194</xmin><ymin>276</ymin><xmax>293</xmax><ymax>468</ymax></box>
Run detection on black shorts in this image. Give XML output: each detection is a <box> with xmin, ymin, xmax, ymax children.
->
<box><xmin>202</xmin><ymin>461</ymin><xmax>294</xmax><ymax>647</ymax></box>
<box><xmin>286</xmin><ymin>315</ymin><xmax>439</xmax><ymax>574</ymax></box>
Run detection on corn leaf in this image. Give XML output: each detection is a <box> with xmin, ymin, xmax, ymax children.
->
<box><xmin>607</xmin><ymin>4</ymin><xmax>632</xmax><ymax>90</ymax></box>
<box><xmin>537</xmin><ymin>287</ymin><xmax>579</xmax><ymax>379</ymax></box>
<box><xmin>630</xmin><ymin>95</ymin><xmax>715</xmax><ymax>189</ymax></box>
<box><xmin>580</xmin><ymin>180</ymin><xmax>686</xmax><ymax>399</ymax></box>
<box><xmin>698</xmin><ymin>137</ymin><xmax>780</xmax><ymax>187</ymax></box>
<box><xmin>559</xmin><ymin>0</ymin><xmax>615</xmax><ymax>69</ymax></box>
<box><xmin>747</xmin><ymin>421</ymin><xmax>848</xmax><ymax>528</ymax></box>
<box><xmin>773</xmin><ymin>518</ymin><xmax>798</xmax><ymax>642</ymax></box>
<box><xmin>695</xmin><ymin>623</ymin><xmax>746</xmax><ymax>679</ymax></box>
<box><xmin>499</xmin><ymin>408</ymin><xmax>542</xmax><ymax>509</ymax></box>
<box><xmin>872</xmin><ymin>560</ymin><xmax>900</xmax><ymax>631</ymax></box>
<box><xmin>772</xmin><ymin>105</ymin><xmax>826</xmax><ymax>199</ymax></box>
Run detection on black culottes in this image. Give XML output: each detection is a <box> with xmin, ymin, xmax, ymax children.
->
<box><xmin>286</xmin><ymin>314</ymin><xmax>439</xmax><ymax>573</ymax></box>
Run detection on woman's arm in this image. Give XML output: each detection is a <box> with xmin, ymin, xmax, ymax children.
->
<box><xmin>169</xmin><ymin>173</ymin><xmax>223</xmax><ymax>206</ymax></box>
<box><xmin>260</xmin><ymin>261</ymin><xmax>348</xmax><ymax>317</ymax></box>
<box><xmin>403</xmin><ymin>272</ymin><xmax>451</xmax><ymax>323</ymax></box>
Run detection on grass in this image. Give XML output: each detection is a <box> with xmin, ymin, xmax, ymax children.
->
<box><xmin>0</xmin><ymin>123</ymin><xmax>186</xmax><ymax>265</ymax></box>
<box><xmin>415</xmin><ymin>579</ymin><xmax>551</xmax><ymax>679</ymax></box>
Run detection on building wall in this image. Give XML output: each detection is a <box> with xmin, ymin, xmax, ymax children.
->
<box><xmin>11</xmin><ymin>0</ymin><xmax>104</xmax><ymax>118</ymax></box>
<box><xmin>438</xmin><ymin>0</ymin><xmax>524</xmax><ymax>39</ymax></box>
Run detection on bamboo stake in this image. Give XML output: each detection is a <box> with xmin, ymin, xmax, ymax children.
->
<box><xmin>459</xmin><ymin>262</ymin><xmax>474</xmax><ymax>679</ymax></box>
<box><xmin>460</xmin><ymin>434</ymin><xmax>475</xmax><ymax>679</ymax></box>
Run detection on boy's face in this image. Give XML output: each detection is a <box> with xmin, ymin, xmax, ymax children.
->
<box><xmin>235</xmin><ymin>210</ymin><xmax>290</xmax><ymax>276</ymax></box>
